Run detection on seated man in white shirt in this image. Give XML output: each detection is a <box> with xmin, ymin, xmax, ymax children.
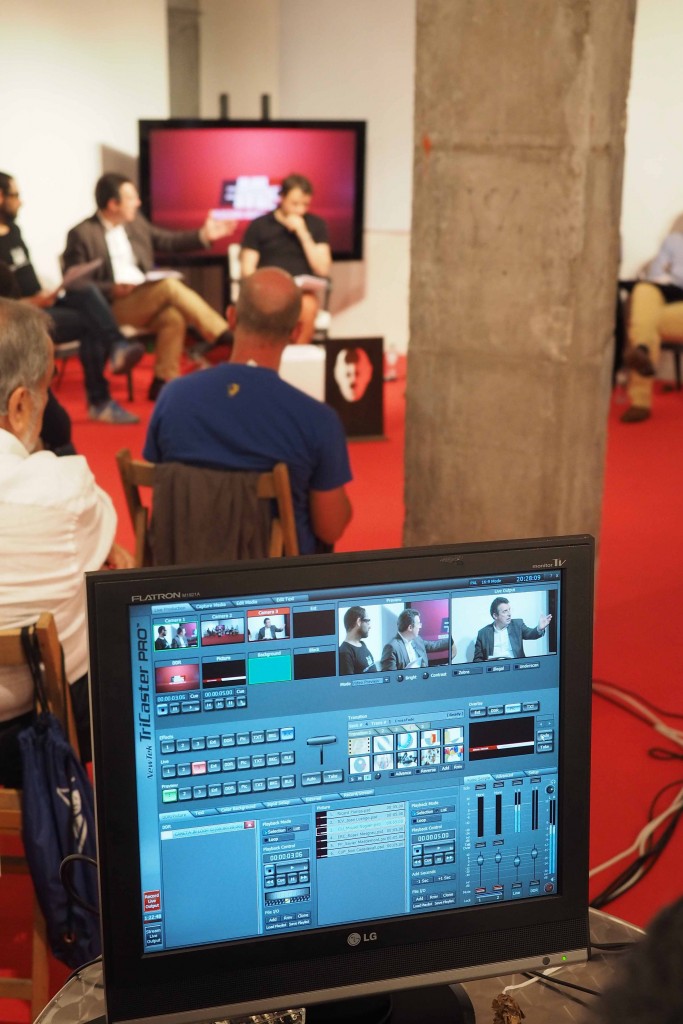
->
<box><xmin>63</xmin><ymin>173</ymin><xmax>236</xmax><ymax>401</ymax></box>
<box><xmin>0</xmin><ymin>298</ymin><xmax>133</xmax><ymax>784</ymax></box>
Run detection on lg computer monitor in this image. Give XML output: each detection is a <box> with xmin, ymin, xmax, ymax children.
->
<box><xmin>138</xmin><ymin>119</ymin><xmax>366</xmax><ymax>263</ymax></box>
<box><xmin>86</xmin><ymin>536</ymin><xmax>593</xmax><ymax>1024</ymax></box>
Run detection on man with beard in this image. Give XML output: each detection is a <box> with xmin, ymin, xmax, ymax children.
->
<box><xmin>339</xmin><ymin>606</ymin><xmax>376</xmax><ymax>674</ymax></box>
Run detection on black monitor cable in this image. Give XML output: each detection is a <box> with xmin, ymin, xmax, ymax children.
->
<box><xmin>59</xmin><ymin>852</ymin><xmax>100</xmax><ymax>915</ymax></box>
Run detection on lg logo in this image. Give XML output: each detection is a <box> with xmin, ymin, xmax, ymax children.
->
<box><xmin>347</xmin><ymin>931</ymin><xmax>377</xmax><ymax>947</ymax></box>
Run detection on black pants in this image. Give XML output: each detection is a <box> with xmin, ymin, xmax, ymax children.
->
<box><xmin>47</xmin><ymin>285</ymin><xmax>125</xmax><ymax>408</ymax></box>
<box><xmin>42</xmin><ymin>389</ymin><xmax>75</xmax><ymax>455</ymax></box>
<box><xmin>0</xmin><ymin>674</ymin><xmax>91</xmax><ymax>787</ymax></box>
<box><xmin>0</xmin><ymin>710</ymin><xmax>34</xmax><ymax>788</ymax></box>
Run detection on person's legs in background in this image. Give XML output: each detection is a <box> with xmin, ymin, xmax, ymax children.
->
<box><xmin>112</xmin><ymin>279</ymin><xmax>231</xmax><ymax>399</ymax></box>
<box><xmin>59</xmin><ymin>283</ymin><xmax>144</xmax><ymax>379</ymax></box>
<box><xmin>296</xmin><ymin>292</ymin><xmax>320</xmax><ymax>345</ymax></box>
<box><xmin>623</xmin><ymin>283</ymin><xmax>683</xmax><ymax>422</ymax></box>
<box><xmin>623</xmin><ymin>282</ymin><xmax>666</xmax><ymax>422</ymax></box>
<box><xmin>48</xmin><ymin>288</ymin><xmax>140</xmax><ymax>424</ymax></box>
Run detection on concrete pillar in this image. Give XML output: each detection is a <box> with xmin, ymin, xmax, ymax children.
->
<box><xmin>405</xmin><ymin>0</ymin><xmax>636</xmax><ymax>546</ymax></box>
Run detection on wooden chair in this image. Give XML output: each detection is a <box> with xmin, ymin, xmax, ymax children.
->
<box><xmin>116</xmin><ymin>448</ymin><xmax>299</xmax><ymax>567</ymax></box>
<box><xmin>0</xmin><ymin>612</ymin><xmax>78</xmax><ymax>1021</ymax></box>
<box><xmin>52</xmin><ymin>339</ymin><xmax>82</xmax><ymax>390</ymax></box>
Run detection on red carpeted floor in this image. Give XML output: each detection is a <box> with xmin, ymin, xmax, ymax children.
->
<box><xmin>1</xmin><ymin>357</ymin><xmax>682</xmax><ymax>1021</ymax></box>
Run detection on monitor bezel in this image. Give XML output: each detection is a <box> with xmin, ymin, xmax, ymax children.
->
<box><xmin>138</xmin><ymin>118</ymin><xmax>367</xmax><ymax>263</ymax></box>
<box><xmin>87</xmin><ymin>537</ymin><xmax>593</xmax><ymax>1024</ymax></box>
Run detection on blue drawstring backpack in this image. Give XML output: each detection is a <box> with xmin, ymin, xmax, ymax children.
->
<box><xmin>17</xmin><ymin>626</ymin><xmax>101</xmax><ymax>970</ymax></box>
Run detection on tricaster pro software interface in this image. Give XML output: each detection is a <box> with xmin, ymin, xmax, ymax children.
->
<box><xmin>130</xmin><ymin>569</ymin><xmax>562</xmax><ymax>954</ymax></box>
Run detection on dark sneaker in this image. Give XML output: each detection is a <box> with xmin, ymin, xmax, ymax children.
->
<box><xmin>111</xmin><ymin>340</ymin><xmax>145</xmax><ymax>375</ymax></box>
<box><xmin>208</xmin><ymin>330</ymin><xmax>233</xmax><ymax>364</ymax></box>
<box><xmin>624</xmin><ymin>344</ymin><xmax>656</xmax><ymax>377</ymax></box>
<box><xmin>186</xmin><ymin>339</ymin><xmax>212</xmax><ymax>368</ymax></box>
<box><xmin>620</xmin><ymin>405</ymin><xmax>651</xmax><ymax>423</ymax></box>
<box><xmin>148</xmin><ymin>376</ymin><xmax>166</xmax><ymax>401</ymax></box>
<box><xmin>88</xmin><ymin>400</ymin><xmax>140</xmax><ymax>424</ymax></box>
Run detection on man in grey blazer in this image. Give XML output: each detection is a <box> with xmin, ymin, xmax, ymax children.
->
<box><xmin>63</xmin><ymin>173</ymin><xmax>234</xmax><ymax>400</ymax></box>
<box><xmin>380</xmin><ymin>608</ymin><xmax>449</xmax><ymax>671</ymax></box>
<box><xmin>473</xmin><ymin>597</ymin><xmax>552</xmax><ymax>662</ymax></box>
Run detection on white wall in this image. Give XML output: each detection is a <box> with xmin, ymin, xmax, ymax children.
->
<box><xmin>279</xmin><ymin>1</ymin><xmax>415</xmax><ymax>353</ymax></box>
<box><xmin>620</xmin><ymin>0</ymin><xmax>683</xmax><ymax>276</ymax></box>
<box><xmin>0</xmin><ymin>0</ymin><xmax>169</xmax><ymax>287</ymax></box>
<box><xmin>198</xmin><ymin>0</ymin><xmax>415</xmax><ymax>352</ymax></box>
<box><xmin>200</xmin><ymin>0</ymin><xmax>280</xmax><ymax>120</ymax></box>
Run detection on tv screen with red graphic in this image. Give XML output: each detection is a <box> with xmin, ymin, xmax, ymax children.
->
<box><xmin>139</xmin><ymin>119</ymin><xmax>366</xmax><ymax>263</ymax></box>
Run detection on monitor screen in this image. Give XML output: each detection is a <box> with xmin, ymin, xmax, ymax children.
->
<box><xmin>86</xmin><ymin>537</ymin><xmax>593</xmax><ymax>1024</ymax></box>
<box><xmin>138</xmin><ymin>119</ymin><xmax>366</xmax><ymax>263</ymax></box>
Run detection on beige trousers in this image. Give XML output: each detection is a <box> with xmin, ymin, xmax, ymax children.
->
<box><xmin>112</xmin><ymin>279</ymin><xmax>228</xmax><ymax>381</ymax></box>
<box><xmin>297</xmin><ymin>293</ymin><xmax>320</xmax><ymax>345</ymax></box>
<box><xmin>627</xmin><ymin>281</ymin><xmax>683</xmax><ymax>408</ymax></box>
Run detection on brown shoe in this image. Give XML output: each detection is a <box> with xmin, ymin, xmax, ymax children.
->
<box><xmin>620</xmin><ymin>405</ymin><xmax>651</xmax><ymax>423</ymax></box>
<box><xmin>624</xmin><ymin>344</ymin><xmax>656</xmax><ymax>377</ymax></box>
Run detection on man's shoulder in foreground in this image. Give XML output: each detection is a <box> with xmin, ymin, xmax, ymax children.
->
<box><xmin>0</xmin><ymin>436</ymin><xmax>108</xmax><ymax>505</ymax></box>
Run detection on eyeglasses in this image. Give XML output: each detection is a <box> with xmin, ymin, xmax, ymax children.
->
<box><xmin>361</xmin><ymin>617</ymin><xmax>371</xmax><ymax>622</ymax></box>
<box><xmin>4</xmin><ymin>191</ymin><xmax>20</xmax><ymax>198</ymax></box>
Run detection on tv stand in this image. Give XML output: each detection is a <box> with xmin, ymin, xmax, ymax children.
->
<box><xmin>305</xmin><ymin>984</ymin><xmax>475</xmax><ymax>1023</ymax></box>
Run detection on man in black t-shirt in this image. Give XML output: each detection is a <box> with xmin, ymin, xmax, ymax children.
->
<box><xmin>155</xmin><ymin>626</ymin><xmax>170</xmax><ymax>650</ymax></box>
<box><xmin>0</xmin><ymin>171</ymin><xmax>141</xmax><ymax>423</ymax></box>
<box><xmin>240</xmin><ymin>174</ymin><xmax>331</xmax><ymax>344</ymax></box>
<box><xmin>339</xmin><ymin>605</ymin><xmax>377</xmax><ymax>675</ymax></box>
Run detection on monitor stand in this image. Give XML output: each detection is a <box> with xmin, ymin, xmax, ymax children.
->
<box><xmin>305</xmin><ymin>984</ymin><xmax>475</xmax><ymax>1023</ymax></box>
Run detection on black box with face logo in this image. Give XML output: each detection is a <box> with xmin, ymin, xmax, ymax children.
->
<box><xmin>323</xmin><ymin>337</ymin><xmax>384</xmax><ymax>438</ymax></box>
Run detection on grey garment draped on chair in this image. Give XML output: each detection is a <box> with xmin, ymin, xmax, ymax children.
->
<box><xmin>149</xmin><ymin>462</ymin><xmax>273</xmax><ymax>566</ymax></box>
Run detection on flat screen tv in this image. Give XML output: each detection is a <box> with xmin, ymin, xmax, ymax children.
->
<box><xmin>138</xmin><ymin>119</ymin><xmax>366</xmax><ymax>263</ymax></box>
<box><xmin>86</xmin><ymin>536</ymin><xmax>593</xmax><ymax>1024</ymax></box>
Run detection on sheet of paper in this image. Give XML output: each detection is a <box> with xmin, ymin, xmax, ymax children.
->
<box><xmin>145</xmin><ymin>269</ymin><xmax>184</xmax><ymax>282</ymax></box>
<box><xmin>61</xmin><ymin>258</ymin><xmax>103</xmax><ymax>289</ymax></box>
<box><xmin>293</xmin><ymin>274</ymin><xmax>328</xmax><ymax>295</ymax></box>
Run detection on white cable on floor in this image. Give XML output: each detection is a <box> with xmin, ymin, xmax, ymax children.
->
<box><xmin>503</xmin><ymin>967</ymin><xmax>563</xmax><ymax>993</ymax></box>
<box><xmin>590</xmin><ymin>681</ymin><xmax>683</xmax><ymax>884</ymax></box>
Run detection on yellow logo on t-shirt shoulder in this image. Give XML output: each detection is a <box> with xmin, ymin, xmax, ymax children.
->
<box><xmin>227</xmin><ymin>383</ymin><xmax>240</xmax><ymax>397</ymax></box>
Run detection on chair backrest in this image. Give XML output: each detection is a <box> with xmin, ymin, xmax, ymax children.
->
<box><xmin>256</xmin><ymin>461</ymin><xmax>300</xmax><ymax>558</ymax></box>
<box><xmin>116</xmin><ymin>448</ymin><xmax>155</xmax><ymax>568</ymax></box>
<box><xmin>116</xmin><ymin>448</ymin><xmax>299</xmax><ymax>567</ymax></box>
<box><xmin>0</xmin><ymin>612</ymin><xmax>78</xmax><ymax>756</ymax></box>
